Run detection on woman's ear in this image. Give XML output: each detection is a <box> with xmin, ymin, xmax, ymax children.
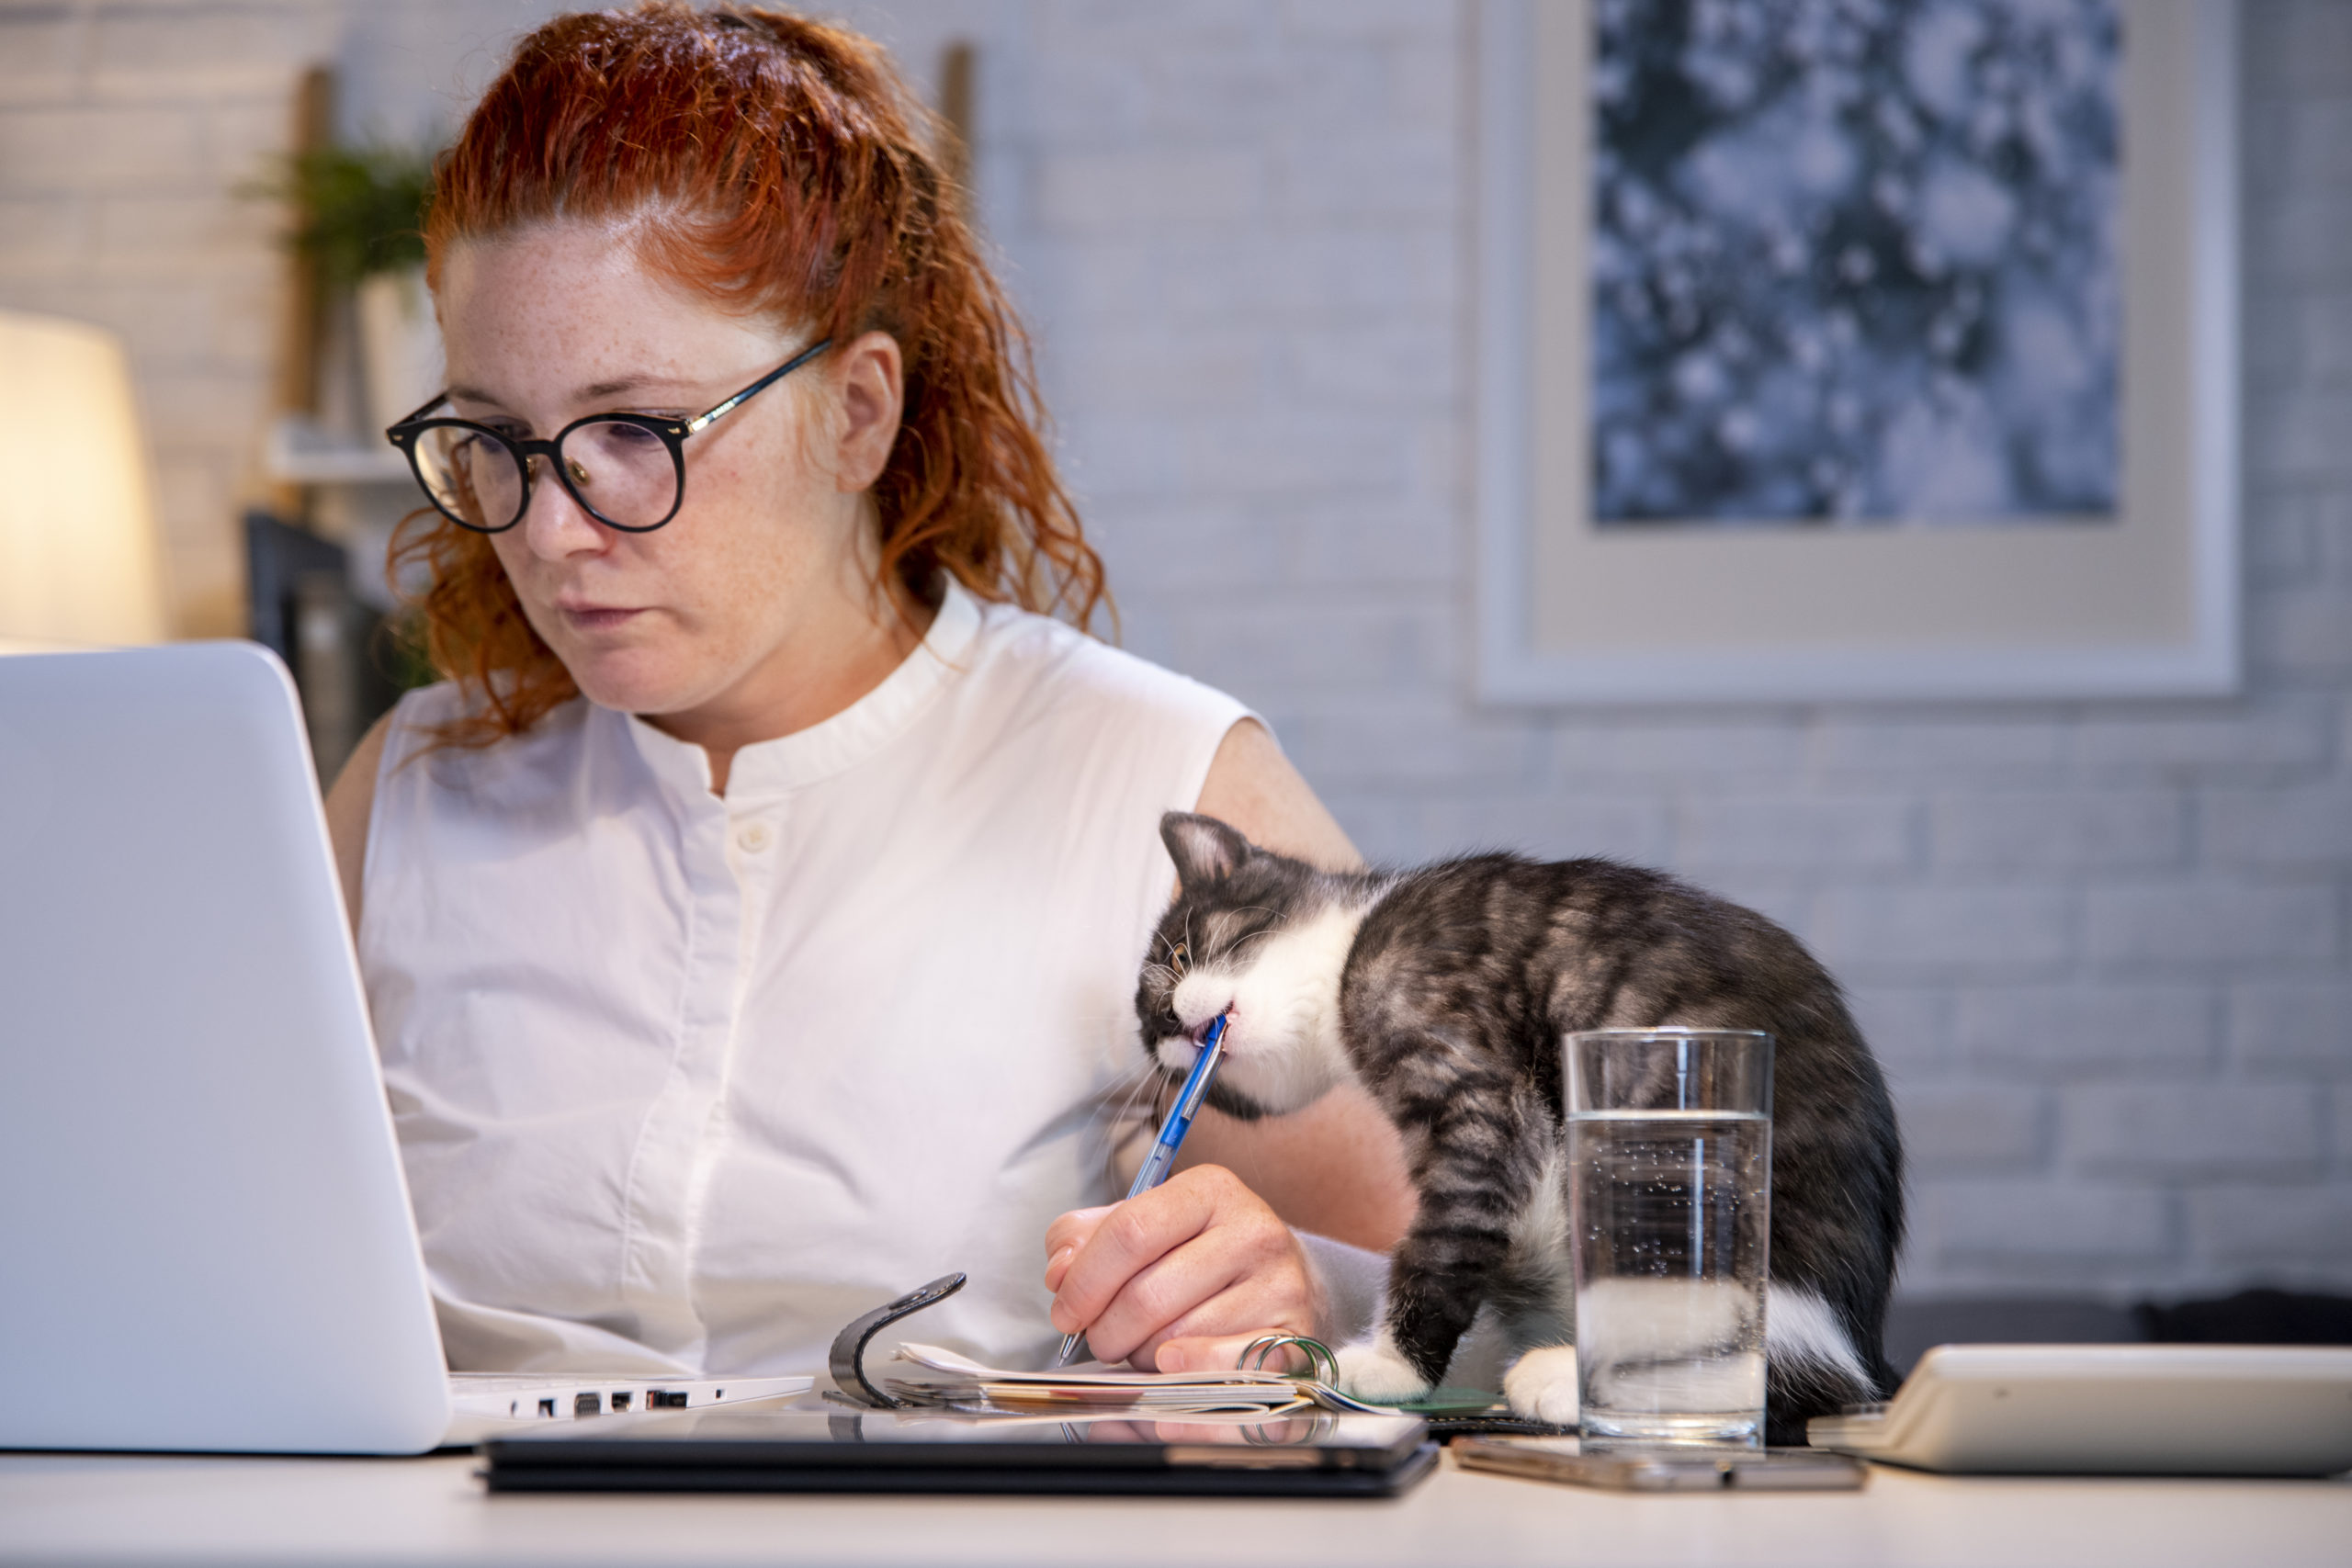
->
<box><xmin>829</xmin><ymin>329</ymin><xmax>904</xmax><ymax>493</ymax></box>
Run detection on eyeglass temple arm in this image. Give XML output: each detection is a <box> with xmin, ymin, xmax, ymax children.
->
<box><xmin>387</xmin><ymin>391</ymin><xmax>452</xmax><ymax>436</ymax></box>
<box><xmin>684</xmin><ymin>338</ymin><xmax>833</xmax><ymax>435</ymax></box>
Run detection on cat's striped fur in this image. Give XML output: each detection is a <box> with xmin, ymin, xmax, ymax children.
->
<box><xmin>1136</xmin><ymin>813</ymin><xmax>1905</xmax><ymax>1440</ymax></box>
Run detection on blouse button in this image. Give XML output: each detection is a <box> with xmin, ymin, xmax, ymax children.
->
<box><xmin>734</xmin><ymin>821</ymin><xmax>773</xmax><ymax>853</ymax></box>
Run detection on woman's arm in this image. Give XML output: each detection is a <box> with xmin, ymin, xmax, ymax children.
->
<box><xmin>1177</xmin><ymin>718</ymin><xmax>1417</xmax><ymax>1253</ymax></box>
<box><xmin>322</xmin><ymin>713</ymin><xmax>396</xmax><ymax>937</ymax></box>
<box><xmin>1042</xmin><ymin>717</ymin><xmax>1417</xmax><ymax>1374</ymax></box>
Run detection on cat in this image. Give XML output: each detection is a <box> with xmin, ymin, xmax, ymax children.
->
<box><xmin>1133</xmin><ymin>812</ymin><xmax>1905</xmax><ymax>1441</ymax></box>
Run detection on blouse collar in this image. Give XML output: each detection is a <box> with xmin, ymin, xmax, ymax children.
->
<box><xmin>617</xmin><ymin>580</ymin><xmax>985</xmax><ymax>805</ymax></box>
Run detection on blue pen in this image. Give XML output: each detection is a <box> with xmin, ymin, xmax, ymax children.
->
<box><xmin>1052</xmin><ymin>1012</ymin><xmax>1229</xmax><ymax>1368</ymax></box>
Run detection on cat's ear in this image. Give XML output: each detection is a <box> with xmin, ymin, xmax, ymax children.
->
<box><xmin>1161</xmin><ymin>812</ymin><xmax>1253</xmax><ymax>889</ymax></box>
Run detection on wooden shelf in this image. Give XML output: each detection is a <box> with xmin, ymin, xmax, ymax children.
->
<box><xmin>264</xmin><ymin>416</ymin><xmax>412</xmax><ymax>486</ymax></box>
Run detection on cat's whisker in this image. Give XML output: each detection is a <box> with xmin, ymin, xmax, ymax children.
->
<box><xmin>1107</xmin><ymin>1054</ymin><xmax>1182</xmax><ymax>1146</ymax></box>
<box><xmin>1227</xmin><ymin>925</ymin><xmax>1285</xmax><ymax>961</ymax></box>
<box><xmin>1102</xmin><ymin>1057</ymin><xmax>1169</xmax><ymax>1143</ymax></box>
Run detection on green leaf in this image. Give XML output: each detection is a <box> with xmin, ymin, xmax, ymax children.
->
<box><xmin>247</xmin><ymin>141</ymin><xmax>439</xmax><ymax>288</ymax></box>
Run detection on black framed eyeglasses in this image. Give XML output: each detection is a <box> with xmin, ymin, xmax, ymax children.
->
<box><xmin>383</xmin><ymin>337</ymin><xmax>832</xmax><ymax>535</ymax></box>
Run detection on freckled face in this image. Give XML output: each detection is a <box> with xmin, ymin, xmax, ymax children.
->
<box><xmin>434</xmin><ymin>221</ymin><xmax>868</xmax><ymax>727</ymax></box>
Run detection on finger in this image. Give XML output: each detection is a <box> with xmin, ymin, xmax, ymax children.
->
<box><xmin>1123</xmin><ymin>1259</ymin><xmax>1316</xmax><ymax>1371</ymax></box>
<box><xmin>1079</xmin><ymin>1228</ymin><xmax>1261</xmax><ymax>1365</ymax></box>
<box><xmin>1043</xmin><ymin>1204</ymin><xmax>1114</xmax><ymax>1265</ymax></box>
<box><xmin>1042</xmin><ymin>1207</ymin><xmax>1117</xmax><ymax>1293</ymax></box>
<box><xmin>1047</xmin><ymin>1173</ymin><xmax>1227</xmax><ymax>1337</ymax></box>
<box><xmin>1084</xmin><ymin>1215</ymin><xmax>1309</xmax><ymax>1369</ymax></box>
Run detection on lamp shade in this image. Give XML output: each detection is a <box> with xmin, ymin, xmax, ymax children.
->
<box><xmin>0</xmin><ymin>310</ymin><xmax>169</xmax><ymax>648</ymax></box>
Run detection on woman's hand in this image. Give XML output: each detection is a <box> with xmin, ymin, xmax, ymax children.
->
<box><xmin>1043</xmin><ymin>1165</ymin><xmax>1323</xmax><ymax>1373</ymax></box>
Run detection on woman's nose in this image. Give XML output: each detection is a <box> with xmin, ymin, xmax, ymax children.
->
<box><xmin>518</xmin><ymin>458</ymin><xmax>609</xmax><ymax>559</ymax></box>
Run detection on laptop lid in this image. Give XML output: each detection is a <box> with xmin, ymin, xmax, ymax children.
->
<box><xmin>0</xmin><ymin>642</ymin><xmax>450</xmax><ymax>1453</ymax></box>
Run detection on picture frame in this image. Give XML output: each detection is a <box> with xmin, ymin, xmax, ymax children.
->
<box><xmin>1474</xmin><ymin>0</ymin><xmax>2240</xmax><ymax>705</ymax></box>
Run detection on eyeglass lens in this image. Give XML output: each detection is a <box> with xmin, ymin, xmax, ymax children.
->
<box><xmin>411</xmin><ymin>421</ymin><xmax>682</xmax><ymax>532</ymax></box>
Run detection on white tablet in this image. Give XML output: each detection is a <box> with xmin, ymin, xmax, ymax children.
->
<box><xmin>1808</xmin><ymin>1344</ymin><xmax>2352</xmax><ymax>1476</ymax></box>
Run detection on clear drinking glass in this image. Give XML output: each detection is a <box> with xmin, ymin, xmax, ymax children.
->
<box><xmin>1566</xmin><ymin>1029</ymin><xmax>1773</xmax><ymax>1448</ymax></box>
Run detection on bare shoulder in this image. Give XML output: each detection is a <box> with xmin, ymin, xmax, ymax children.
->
<box><xmin>1193</xmin><ymin>717</ymin><xmax>1362</xmax><ymax>872</ymax></box>
<box><xmin>323</xmin><ymin>711</ymin><xmax>398</xmax><ymax>936</ymax></box>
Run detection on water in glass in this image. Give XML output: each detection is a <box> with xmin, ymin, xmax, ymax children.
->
<box><xmin>1571</xmin><ymin>1107</ymin><xmax>1770</xmax><ymax>1446</ymax></box>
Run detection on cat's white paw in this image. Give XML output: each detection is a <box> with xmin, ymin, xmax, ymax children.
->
<box><xmin>1332</xmin><ymin>1333</ymin><xmax>1432</xmax><ymax>1404</ymax></box>
<box><xmin>1502</xmin><ymin>1344</ymin><xmax>1580</xmax><ymax>1426</ymax></box>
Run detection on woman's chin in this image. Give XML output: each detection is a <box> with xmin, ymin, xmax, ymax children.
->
<box><xmin>564</xmin><ymin>650</ymin><xmax>705</xmax><ymax>718</ymax></box>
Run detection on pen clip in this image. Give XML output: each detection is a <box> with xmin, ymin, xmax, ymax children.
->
<box><xmin>1167</xmin><ymin>1015</ymin><xmax>1228</xmax><ymax>1125</ymax></box>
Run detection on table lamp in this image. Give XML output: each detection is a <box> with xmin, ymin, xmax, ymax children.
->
<box><xmin>0</xmin><ymin>309</ymin><xmax>169</xmax><ymax>650</ymax></box>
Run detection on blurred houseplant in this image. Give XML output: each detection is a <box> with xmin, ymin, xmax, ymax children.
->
<box><xmin>247</xmin><ymin>136</ymin><xmax>443</xmax><ymax>774</ymax></box>
<box><xmin>261</xmin><ymin>140</ymin><xmax>442</xmax><ymax>434</ymax></box>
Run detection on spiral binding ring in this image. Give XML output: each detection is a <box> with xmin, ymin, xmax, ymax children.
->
<box><xmin>1238</xmin><ymin>1333</ymin><xmax>1339</xmax><ymax>1384</ymax></box>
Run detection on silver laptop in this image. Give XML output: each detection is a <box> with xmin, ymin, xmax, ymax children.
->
<box><xmin>0</xmin><ymin>642</ymin><xmax>808</xmax><ymax>1453</ymax></box>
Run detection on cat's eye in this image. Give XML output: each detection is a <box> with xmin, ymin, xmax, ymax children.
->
<box><xmin>1170</xmin><ymin>942</ymin><xmax>1189</xmax><ymax>977</ymax></box>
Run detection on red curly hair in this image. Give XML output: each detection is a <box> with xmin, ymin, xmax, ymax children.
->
<box><xmin>393</xmin><ymin>2</ymin><xmax>1107</xmax><ymax>747</ymax></box>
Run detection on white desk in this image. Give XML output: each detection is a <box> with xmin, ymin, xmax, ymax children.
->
<box><xmin>4</xmin><ymin>1448</ymin><xmax>2346</xmax><ymax>1568</ymax></box>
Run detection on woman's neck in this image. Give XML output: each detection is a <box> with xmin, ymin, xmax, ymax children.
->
<box><xmin>649</xmin><ymin>586</ymin><xmax>935</xmax><ymax>796</ymax></box>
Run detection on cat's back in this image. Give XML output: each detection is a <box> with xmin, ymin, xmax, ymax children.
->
<box><xmin>1351</xmin><ymin>851</ymin><xmax>1756</xmax><ymax>972</ymax></box>
<box><xmin>1340</xmin><ymin>851</ymin><xmax>1845</xmax><ymax>1069</ymax></box>
<box><xmin>1346</xmin><ymin>850</ymin><xmax>1568</xmax><ymax>976</ymax></box>
<box><xmin>1339</xmin><ymin>852</ymin><xmax>1655</xmax><ymax>1059</ymax></box>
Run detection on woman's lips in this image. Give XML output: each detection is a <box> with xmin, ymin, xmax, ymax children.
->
<box><xmin>559</xmin><ymin>604</ymin><xmax>645</xmax><ymax>633</ymax></box>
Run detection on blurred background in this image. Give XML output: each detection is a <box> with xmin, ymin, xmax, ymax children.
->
<box><xmin>0</xmin><ymin>0</ymin><xmax>2345</xmax><ymax>1351</ymax></box>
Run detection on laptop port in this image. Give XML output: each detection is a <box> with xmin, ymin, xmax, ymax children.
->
<box><xmin>648</xmin><ymin>1390</ymin><xmax>688</xmax><ymax>1409</ymax></box>
<box><xmin>574</xmin><ymin>1392</ymin><xmax>601</xmax><ymax>1417</ymax></box>
<box><xmin>537</xmin><ymin>1398</ymin><xmax>556</xmax><ymax>1418</ymax></box>
<box><xmin>610</xmin><ymin>1392</ymin><xmax>632</xmax><ymax>1413</ymax></box>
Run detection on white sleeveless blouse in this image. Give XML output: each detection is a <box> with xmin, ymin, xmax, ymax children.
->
<box><xmin>359</xmin><ymin>584</ymin><xmax>1248</xmax><ymax>1377</ymax></box>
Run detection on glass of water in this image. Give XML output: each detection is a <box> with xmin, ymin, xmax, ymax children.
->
<box><xmin>1566</xmin><ymin>1029</ymin><xmax>1772</xmax><ymax>1448</ymax></box>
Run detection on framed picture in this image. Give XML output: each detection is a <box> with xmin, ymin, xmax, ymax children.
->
<box><xmin>1474</xmin><ymin>0</ymin><xmax>2239</xmax><ymax>705</ymax></box>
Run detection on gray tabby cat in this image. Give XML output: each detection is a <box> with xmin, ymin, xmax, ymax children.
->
<box><xmin>1135</xmin><ymin>813</ymin><xmax>1905</xmax><ymax>1439</ymax></box>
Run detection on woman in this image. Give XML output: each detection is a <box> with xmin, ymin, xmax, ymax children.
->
<box><xmin>325</xmin><ymin>4</ymin><xmax>1411</xmax><ymax>1382</ymax></box>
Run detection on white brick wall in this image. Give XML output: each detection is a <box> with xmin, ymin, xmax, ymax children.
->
<box><xmin>0</xmin><ymin>0</ymin><xmax>336</xmax><ymax>635</ymax></box>
<box><xmin>974</xmin><ymin>0</ymin><xmax>2352</xmax><ymax>1302</ymax></box>
<box><xmin>6</xmin><ymin>0</ymin><xmax>2345</xmax><ymax>1303</ymax></box>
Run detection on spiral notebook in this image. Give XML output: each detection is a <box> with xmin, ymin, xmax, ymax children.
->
<box><xmin>880</xmin><ymin>1342</ymin><xmax>1386</xmax><ymax>1414</ymax></box>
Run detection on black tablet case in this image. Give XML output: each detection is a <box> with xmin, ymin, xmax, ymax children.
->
<box><xmin>481</xmin><ymin>1408</ymin><xmax>1440</xmax><ymax>1498</ymax></box>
